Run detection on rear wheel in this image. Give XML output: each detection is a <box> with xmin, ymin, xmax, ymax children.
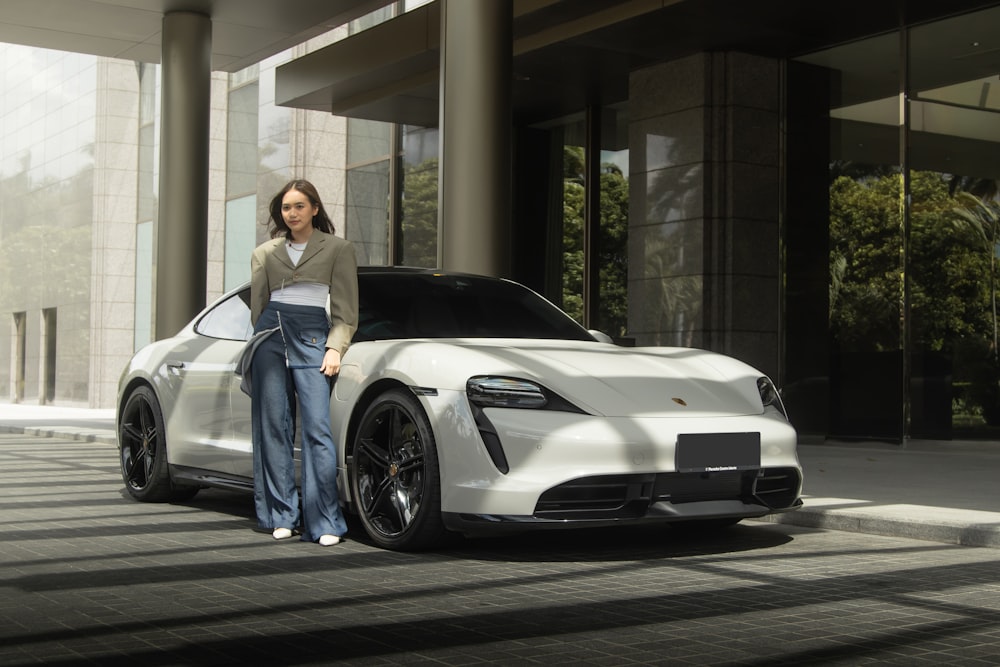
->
<box><xmin>119</xmin><ymin>385</ymin><xmax>198</xmax><ymax>502</ymax></box>
<box><xmin>350</xmin><ymin>388</ymin><xmax>445</xmax><ymax>550</ymax></box>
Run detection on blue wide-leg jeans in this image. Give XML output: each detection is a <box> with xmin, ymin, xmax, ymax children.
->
<box><xmin>250</xmin><ymin>302</ymin><xmax>348</xmax><ymax>541</ymax></box>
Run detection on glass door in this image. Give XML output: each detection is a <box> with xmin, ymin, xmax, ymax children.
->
<box><xmin>907</xmin><ymin>6</ymin><xmax>1000</xmax><ymax>438</ymax></box>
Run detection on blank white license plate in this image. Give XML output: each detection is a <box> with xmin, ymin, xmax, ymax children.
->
<box><xmin>675</xmin><ymin>432</ymin><xmax>760</xmax><ymax>473</ymax></box>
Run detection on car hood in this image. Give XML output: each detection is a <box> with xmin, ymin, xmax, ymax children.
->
<box><xmin>352</xmin><ymin>339</ymin><xmax>767</xmax><ymax>419</ymax></box>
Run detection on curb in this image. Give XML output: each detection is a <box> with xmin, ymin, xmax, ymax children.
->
<box><xmin>756</xmin><ymin>503</ymin><xmax>1000</xmax><ymax>549</ymax></box>
<box><xmin>0</xmin><ymin>425</ymin><xmax>117</xmax><ymax>446</ymax></box>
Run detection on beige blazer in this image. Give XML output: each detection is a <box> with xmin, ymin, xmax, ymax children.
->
<box><xmin>249</xmin><ymin>230</ymin><xmax>359</xmax><ymax>355</ymax></box>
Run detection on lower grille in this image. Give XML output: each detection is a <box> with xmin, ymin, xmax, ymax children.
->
<box><xmin>534</xmin><ymin>468</ymin><xmax>801</xmax><ymax>519</ymax></box>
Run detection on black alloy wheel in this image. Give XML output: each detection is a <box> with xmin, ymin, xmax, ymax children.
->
<box><xmin>351</xmin><ymin>388</ymin><xmax>445</xmax><ymax>550</ymax></box>
<box><xmin>118</xmin><ymin>385</ymin><xmax>196</xmax><ymax>502</ymax></box>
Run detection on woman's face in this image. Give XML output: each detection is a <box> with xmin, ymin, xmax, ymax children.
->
<box><xmin>281</xmin><ymin>188</ymin><xmax>319</xmax><ymax>237</ymax></box>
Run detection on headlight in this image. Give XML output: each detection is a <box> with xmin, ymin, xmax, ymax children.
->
<box><xmin>467</xmin><ymin>376</ymin><xmax>548</xmax><ymax>409</ymax></box>
<box><xmin>757</xmin><ymin>376</ymin><xmax>788</xmax><ymax>419</ymax></box>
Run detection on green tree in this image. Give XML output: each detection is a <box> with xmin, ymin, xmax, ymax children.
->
<box><xmin>830</xmin><ymin>170</ymin><xmax>992</xmax><ymax>353</ymax></box>
<box><xmin>830</xmin><ymin>169</ymin><xmax>1000</xmax><ymax>424</ymax></box>
<box><xmin>561</xmin><ymin>146</ymin><xmax>629</xmax><ymax>338</ymax></box>
<box><xmin>828</xmin><ymin>172</ymin><xmax>902</xmax><ymax>352</ymax></box>
<box><xmin>401</xmin><ymin>157</ymin><xmax>438</xmax><ymax>268</ymax></box>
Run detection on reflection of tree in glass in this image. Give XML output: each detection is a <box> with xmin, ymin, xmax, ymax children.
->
<box><xmin>830</xmin><ymin>168</ymin><xmax>1000</xmax><ymax>424</ymax></box>
<box><xmin>830</xmin><ymin>170</ymin><xmax>993</xmax><ymax>353</ymax></box>
<box><xmin>829</xmin><ymin>171</ymin><xmax>903</xmax><ymax>353</ymax></box>
<box><xmin>645</xmin><ymin>230</ymin><xmax>702</xmax><ymax>347</ymax></box>
<box><xmin>951</xmin><ymin>190</ymin><xmax>1000</xmax><ymax>356</ymax></box>
<box><xmin>401</xmin><ymin>158</ymin><xmax>438</xmax><ymax>268</ymax></box>
<box><xmin>0</xmin><ymin>164</ymin><xmax>92</xmax><ymax>312</ymax></box>
<box><xmin>561</xmin><ymin>147</ymin><xmax>629</xmax><ymax>338</ymax></box>
<box><xmin>950</xmin><ymin>188</ymin><xmax>1000</xmax><ymax>424</ymax></box>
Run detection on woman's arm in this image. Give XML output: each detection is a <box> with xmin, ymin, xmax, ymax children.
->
<box><xmin>249</xmin><ymin>246</ymin><xmax>270</xmax><ymax>327</ymax></box>
<box><xmin>325</xmin><ymin>241</ymin><xmax>359</xmax><ymax>356</ymax></box>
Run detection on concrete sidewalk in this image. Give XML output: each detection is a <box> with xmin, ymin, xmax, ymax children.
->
<box><xmin>2</xmin><ymin>401</ymin><xmax>999</xmax><ymax>548</ymax></box>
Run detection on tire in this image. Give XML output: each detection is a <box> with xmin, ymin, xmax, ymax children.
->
<box><xmin>118</xmin><ymin>385</ymin><xmax>198</xmax><ymax>502</ymax></box>
<box><xmin>350</xmin><ymin>388</ymin><xmax>446</xmax><ymax>551</ymax></box>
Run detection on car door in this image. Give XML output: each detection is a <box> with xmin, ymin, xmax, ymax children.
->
<box><xmin>165</xmin><ymin>288</ymin><xmax>253</xmax><ymax>476</ymax></box>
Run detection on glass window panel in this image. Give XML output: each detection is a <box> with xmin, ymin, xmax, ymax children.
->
<box><xmin>598</xmin><ymin>146</ymin><xmax>629</xmax><ymax>339</ymax></box>
<box><xmin>138</xmin><ymin>124</ymin><xmax>155</xmax><ymax>223</ymax></box>
<box><xmin>227</xmin><ymin>82</ymin><xmax>259</xmax><ymax>197</ymax></box>
<box><xmin>225</xmin><ymin>195</ymin><xmax>257</xmax><ymax>292</ymax></box>
<box><xmin>134</xmin><ymin>221</ymin><xmax>153</xmax><ymax>351</ymax></box>
<box><xmin>907</xmin><ymin>6</ymin><xmax>1000</xmax><ymax>438</ymax></box>
<box><xmin>258</xmin><ymin>101</ymin><xmax>289</xmax><ymax>173</ymax></box>
<box><xmin>793</xmin><ymin>31</ymin><xmax>903</xmax><ymax>439</ymax></box>
<box><xmin>560</xmin><ymin>119</ymin><xmax>586</xmax><ymax>324</ymax></box>
<box><xmin>346</xmin><ymin>161</ymin><xmax>391</xmax><ymax>265</ymax></box>
<box><xmin>347</xmin><ymin>118</ymin><xmax>392</xmax><ymax>165</ymax></box>
<box><xmin>401</xmin><ymin>126</ymin><xmax>439</xmax><ymax>268</ymax></box>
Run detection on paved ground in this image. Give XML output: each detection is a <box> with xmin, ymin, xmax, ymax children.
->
<box><xmin>3</xmin><ymin>402</ymin><xmax>1000</xmax><ymax>549</ymax></box>
<box><xmin>3</xmin><ymin>430</ymin><xmax>1000</xmax><ymax>666</ymax></box>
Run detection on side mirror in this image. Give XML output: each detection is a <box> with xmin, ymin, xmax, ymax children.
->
<box><xmin>588</xmin><ymin>330</ymin><xmax>614</xmax><ymax>344</ymax></box>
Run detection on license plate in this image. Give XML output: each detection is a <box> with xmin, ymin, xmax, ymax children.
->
<box><xmin>675</xmin><ymin>432</ymin><xmax>760</xmax><ymax>473</ymax></box>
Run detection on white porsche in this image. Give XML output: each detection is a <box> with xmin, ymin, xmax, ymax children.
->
<box><xmin>117</xmin><ymin>267</ymin><xmax>802</xmax><ymax>550</ymax></box>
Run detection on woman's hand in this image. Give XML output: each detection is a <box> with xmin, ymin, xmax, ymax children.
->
<box><xmin>320</xmin><ymin>348</ymin><xmax>342</xmax><ymax>376</ymax></box>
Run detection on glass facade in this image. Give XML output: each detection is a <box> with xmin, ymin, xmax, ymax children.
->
<box><xmin>788</xmin><ymin>5</ymin><xmax>1000</xmax><ymax>440</ymax></box>
<box><xmin>0</xmin><ymin>45</ymin><xmax>96</xmax><ymax>404</ymax></box>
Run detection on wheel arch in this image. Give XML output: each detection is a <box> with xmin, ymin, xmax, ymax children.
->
<box><xmin>343</xmin><ymin>378</ymin><xmax>439</xmax><ymax>515</ymax></box>
<box><xmin>345</xmin><ymin>378</ymin><xmax>416</xmax><ymax>459</ymax></box>
<box><xmin>117</xmin><ymin>376</ymin><xmax>162</xmax><ymax>444</ymax></box>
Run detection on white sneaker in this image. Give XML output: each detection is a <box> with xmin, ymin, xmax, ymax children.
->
<box><xmin>318</xmin><ymin>534</ymin><xmax>341</xmax><ymax>547</ymax></box>
<box><xmin>272</xmin><ymin>527</ymin><xmax>294</xmax><ymax>540</ymax></box>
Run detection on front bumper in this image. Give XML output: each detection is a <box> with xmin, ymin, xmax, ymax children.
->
<box><xmin>442</xmin><ymin>467</ymin><xmax>803</xmax><ymax>534</ymax></box>
<box><xmin>423</xmin><ymin>390</ymin><xmax>803</xmax><ymax>521</ymax></box>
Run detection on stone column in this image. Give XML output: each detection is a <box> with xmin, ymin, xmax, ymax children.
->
<box><xmin>629</xmin><ymin>52</ymin><xmax>782</xmax><ymax>377</ymax></box>
<box><xmin>90</xmin><ymin>58</ymin><xmax>140</xmax><ymax>407</ymax></box>
<box><xmin>438</xmin><ymin>0</ymin><xmax>512</xmax><ymax>277</ymax></box>
<box><xmin>155</xmin><ymin>11</ymin><xmax>211</xmax><ymax>339</ymax></box>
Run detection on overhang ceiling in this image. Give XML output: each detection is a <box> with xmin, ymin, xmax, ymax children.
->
<box><xmin>275</xmin><ymin>0</ymin><xmax>1000</xmax><ymax>127</ymax></box>
<box><xmin>0</xmin><ymin>0</ymin><xmax>386</xmax><ymax>72</ymax></box>
<box><xmin>1</xmin><ymin>0</ymin><xmax>998</xmax><ymax>127</ymax></box>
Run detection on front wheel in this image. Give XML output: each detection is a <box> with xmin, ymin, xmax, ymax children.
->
<box><xmin>118</xmin><ymin>385</ymin><xmax>198</xmax><ymax>502</ymax></box>
<box><xmin>350</xmin><ymin>388</ymin><xmax>446</xmax><ymax>550</ymax></box>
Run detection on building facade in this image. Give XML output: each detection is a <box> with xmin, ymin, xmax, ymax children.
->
<box><xmin>0</xmin><ymin>27</ymin><xmax>351</xmax><ymax>408</ymax></box>
<box><xmin>2</xmin><ymin>0</ymin><xmax>1000</xmax><ymax>445</ymax></box>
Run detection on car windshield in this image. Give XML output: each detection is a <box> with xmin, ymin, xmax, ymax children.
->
<box><xmin>354</xmin><ymin>273</ymin><xmax>595</xmax><ymax>342</ymax></box>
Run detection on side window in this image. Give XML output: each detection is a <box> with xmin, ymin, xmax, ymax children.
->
<box><xmin>195</xmin><ymin>289</ymin><xmax>253</xmax><ymax>341</ymax></box>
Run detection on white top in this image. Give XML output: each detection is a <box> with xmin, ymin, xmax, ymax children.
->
<box><xmin>286</xmin><ymin>243</ymin><xmax>305</xmax><ymax>265</ymax></box>
<box><xmin>270</xmin><ymin>281</ymin><xmax>329</xmax><ymax>308</ymax></box>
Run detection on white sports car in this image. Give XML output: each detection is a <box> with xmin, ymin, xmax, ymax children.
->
<box><xmin>117</xmin><ymin>267</ymin><xmax>802</xmax><ymax>550</ymax></box>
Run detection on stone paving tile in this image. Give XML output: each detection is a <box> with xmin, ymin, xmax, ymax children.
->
<box><xmin>3</xmin><ymin>433</ymin><xmax>1000</xmax><ymax>666</ymax></box>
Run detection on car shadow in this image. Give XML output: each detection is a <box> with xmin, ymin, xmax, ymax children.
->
<box><xmin>437</xmin><ymin>521</ymin><xmax>794</xmax><ymax>562</ymax></box>
<box><xmin>162</xmin><ymin>488</ymin><xmax>793</xmax><ymax>562</ymax></box>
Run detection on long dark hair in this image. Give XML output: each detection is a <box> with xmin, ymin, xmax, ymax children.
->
<box><xmin>267</xmin><ymin>179</ymin><xmax>335</xmax><ymax>239</ymax></box>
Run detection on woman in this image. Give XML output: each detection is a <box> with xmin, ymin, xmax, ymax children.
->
<box><xmin>248</xmin><ymin>179</ymin><xmax>358</xmax><ymax>546</ymax></box>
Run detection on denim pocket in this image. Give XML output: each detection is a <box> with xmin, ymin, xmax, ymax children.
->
<box><xmin>298</xmin><ymin>330</ymin><xmax>325</xmax><ymax>349</ymax></box>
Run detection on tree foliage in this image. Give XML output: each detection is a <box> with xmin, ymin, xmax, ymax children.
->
<box><xmin>830</xmin><ymin>168</ymin><xmax>1000</xmax><ymax>424</ymax></box>
<box><xmin>401</xmin><ymin>158</ymin><xmax>439</xmax><ymax>268</ymax></box>
<box><xmin>561</xmin><ymin>146</ymin><xmax>629</xmax><ymax>337</ymax></box>
<box><xmin>830</xmin><ymin>170</ymin><xmax>992</xmax><ymax>354</ymax></box>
